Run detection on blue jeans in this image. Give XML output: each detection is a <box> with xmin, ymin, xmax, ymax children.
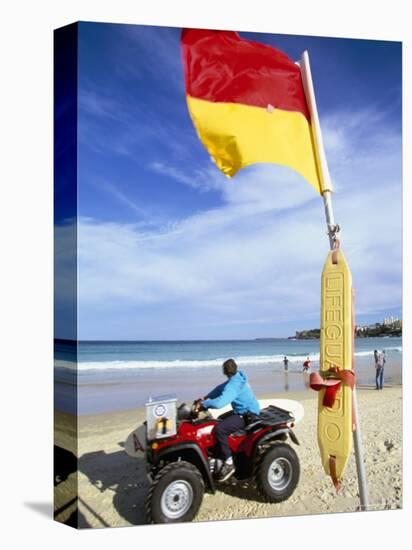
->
<box><xmin>376</xmin><ymin>367</ymin><xmax>384</xmax><ymax>389</ymax></box>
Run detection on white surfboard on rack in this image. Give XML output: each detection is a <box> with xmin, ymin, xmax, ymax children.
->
<box><xmin>208</xmin><ymin>398</ymin><xmax>304</xmax><ymax>424</ymax></box>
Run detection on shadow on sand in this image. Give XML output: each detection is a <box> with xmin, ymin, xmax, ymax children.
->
<box><xmin>58</xmin><ymin>442</ymin><xmax>294</xmax><ymax>527</ymax></box>
<box><xmin>54</xmin><ymin>446</ymin><xmax>92</xmax><ymax>528</ymax></box>
<box><xmin>216</xmin><ymin>477</ymin><xmax>270</xmax><ymax>503</ymax></box>
<box><xmin>78</xmin><ymin>445</ymin><xmax>150</xmax><ymax>527</ymax></box>
<box><xmin>55</xmin><ymin>444</ymin><xmax>144</xmax><ymax>528</ymax></box>
<box><xmin>78</xmin><ymin>445</ymin><xmax>278</xmax><ymax>522</ymax></box>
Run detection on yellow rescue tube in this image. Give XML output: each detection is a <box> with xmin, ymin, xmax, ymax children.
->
<box><xmin>318</xmin><ymin>247</ymin><xmax>353</xmax><ymax>485</ymax></box>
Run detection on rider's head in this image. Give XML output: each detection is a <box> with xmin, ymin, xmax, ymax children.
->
<box><xmin>223</xmin><ymin>358</ymin><xmax>238</xmax><ymax>378</ymax></box>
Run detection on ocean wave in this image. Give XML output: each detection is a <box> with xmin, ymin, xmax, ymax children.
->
<box><xmin>355</xmin><ymin>346</ymin><xmax>402</xmax><ymax>357</ymax></box>
<box><xmin>56</xmin><ymin>354</ymin><xmax>313</xmax><ymax>371</ymax></box>
<box><xmin>54</xmin><ymin>346</ymin><xmax>402</xmax><ymax>372</ymax></box>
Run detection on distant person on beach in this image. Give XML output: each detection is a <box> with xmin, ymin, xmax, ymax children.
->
<box><xmin>374</xmin><ymin>349</ymin><xmax>379</xmax><ymax>366</ymax></box>
<box><xmin>375</xmin><ymin>351</ymin><xmax>386</xmax><ymax>390</ymax></box>
<box><xmin>302</xmin><ymin>357</ymin><xmax>311</xmax><ymax>372</ymax></box>
<box><xmin>200</xmin><ymin>358</ymin><xmax>260</xmax><ymax>482</ymax></box>
<box><xmin>283</xmin><ymin>356</ymin><xmax>289</xmax><ymax>372</ymax></box>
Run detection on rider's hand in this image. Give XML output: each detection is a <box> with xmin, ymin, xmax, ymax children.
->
<box><xmin>193</xmin><ymin>399</ymin><xmax>206</xmax><ymax>412</ymax></box>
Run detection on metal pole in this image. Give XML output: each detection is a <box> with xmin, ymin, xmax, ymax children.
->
<box><xmin>299</xmin><ymin>50</ymin><xmax>369</xmax><ymax>510</ymax></box>
<box><xmin>322</xmin><ymin>190</ymin><xmax>339</xmax><ymax>249</ymax></box>
<box><xmin>352</xmin><ymin>388</ymin><xmax>369</xmax><ymax>509</ymax></box>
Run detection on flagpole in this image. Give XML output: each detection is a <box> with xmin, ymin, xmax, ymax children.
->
<box><xmin>299</xmin><ymin>51</ymin><xmax>369</xmax><ymax>510</ymax></box>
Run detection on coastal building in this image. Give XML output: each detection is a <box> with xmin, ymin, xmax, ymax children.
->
<box><xmin>296</xmin><ymin>318</ymin><xmax>402</xmax><ymax>339</ymax></box>
<box><xmin>384</xmin><ymin>316</ymin><xmax>397</xmax><ymax>326</ymax></box>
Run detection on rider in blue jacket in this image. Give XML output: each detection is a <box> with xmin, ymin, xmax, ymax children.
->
<box><xmin>201</xmin><ymin>359</ymin><xmax>260</xmax><ymax>482</ymax></box>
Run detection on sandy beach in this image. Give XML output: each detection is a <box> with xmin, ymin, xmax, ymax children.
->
<box><xmin>54</xmin><ymin>384</ymin><xmax>402</xmax><ymax>528</ymax></box>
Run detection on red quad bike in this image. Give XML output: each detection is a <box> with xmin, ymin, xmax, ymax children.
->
<box><xmin>127</xmin><ymin>395</ymin><xmax>301</xmax><ymax>524</ymax></box>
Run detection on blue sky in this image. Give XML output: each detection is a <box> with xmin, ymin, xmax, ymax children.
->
<box><xmin>55</xmin><ymin>22</ymin><xmax>402</xmax><ymax>340</ymax></box>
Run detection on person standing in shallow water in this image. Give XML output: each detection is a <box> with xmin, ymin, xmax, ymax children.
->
<box><xmin>283</xmin><ymin>356</ymin><xmax>290</xmax><ymax>391</ymax></box>
<box><xmin>375</xmin><ymin>351</ymin><xmax>386</xmax><ymax>390</ymax></box>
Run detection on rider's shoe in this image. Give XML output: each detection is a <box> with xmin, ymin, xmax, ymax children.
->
<box><xmin>217</xmin><ymin>462</ymin><xmax>235</xmax><ymax>482</ymax></box>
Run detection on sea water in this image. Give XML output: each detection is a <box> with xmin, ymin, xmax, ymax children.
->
<box><xmin>54</xmin><ymin>337</ymin><xmax>402</xmax><ymax>414</ymax></box>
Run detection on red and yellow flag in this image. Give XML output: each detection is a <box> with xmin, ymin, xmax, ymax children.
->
<box><xmin>181</xmin><ymin>29</ymin><xmax>321</xmax><ymax>193</ymax></box>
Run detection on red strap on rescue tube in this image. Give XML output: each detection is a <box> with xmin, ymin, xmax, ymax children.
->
<box><xmin>310</xmin><ymin>369</ymin><xmax>355</xmax><ymax>408</ymax></box>
<box><xmin>310</xmin><ymin>372</ymin><xmax>341</xmax><ymax>407</ymax></box>
<box><xmin>323</xmin><ymin>383</ymin><xmax>341</xmax><ymax>408</ymax></box>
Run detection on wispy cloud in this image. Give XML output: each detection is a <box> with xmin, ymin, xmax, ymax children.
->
<box><xmin>321</xmin><ymin>104</ymin><xmax>402</xmax><ymax>189</ymax></box>
<box><xmin>121</xmin><ymin>25</ymin><xmax>184</xmax><ymax>91</ymax></box>
<box><xmin>75</xmin><ymin>102</ymin><xmax>401</xmax><ymax>338</ymax></box>
<box><xmin>148</xmin><ymin>160</ymin><xmax>226</xmax><ymax>193</ymax></box>
<box><xmin>77</xmin><ymin>172</ymin><xmax>400</xmax><ymax>332</ymax></box>
<box><xmin>97</xmin><ymin>181</ymin><xmax>148</xmax><ymax>218</ymax></box>
<box><xmin>78</xmin><ymin>88</ymin><xmax>131</xmax><ymax>123</ymax></box>
<box><xmin>78</xmin><ymin>84</ymin><xmax>195</xmax><ymax>163</ymax></box>
<box><xmin>147</xmin><ymin>159</ymin><xmax>320</xmax><ymax>213</ymax></box>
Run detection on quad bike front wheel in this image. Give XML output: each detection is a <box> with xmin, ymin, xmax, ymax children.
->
<box><xmin>254</xmin><ymin>442</ymin><xmax>300</xmax><ymax>503</ymax></box>
<box><xmin>146</xmin><ymin>461</ymin><xmax>205</xmax><ymax>523</ymax></box>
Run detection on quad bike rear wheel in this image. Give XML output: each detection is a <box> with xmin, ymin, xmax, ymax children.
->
<box><xmin>254</xmin><ymin>442</ymin><xmax>300</xmax><ymax>502</ymax></box>
<box><xmin>146</xmin><ymin>461</ymin><xmax>205</xmax><ymax>523</ymax></box>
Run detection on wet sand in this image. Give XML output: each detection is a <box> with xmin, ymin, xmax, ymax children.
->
<box><xmin>61</xmin><ymin>353</ymin><xmax>402</xmax><ymax>415</ymax></box>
